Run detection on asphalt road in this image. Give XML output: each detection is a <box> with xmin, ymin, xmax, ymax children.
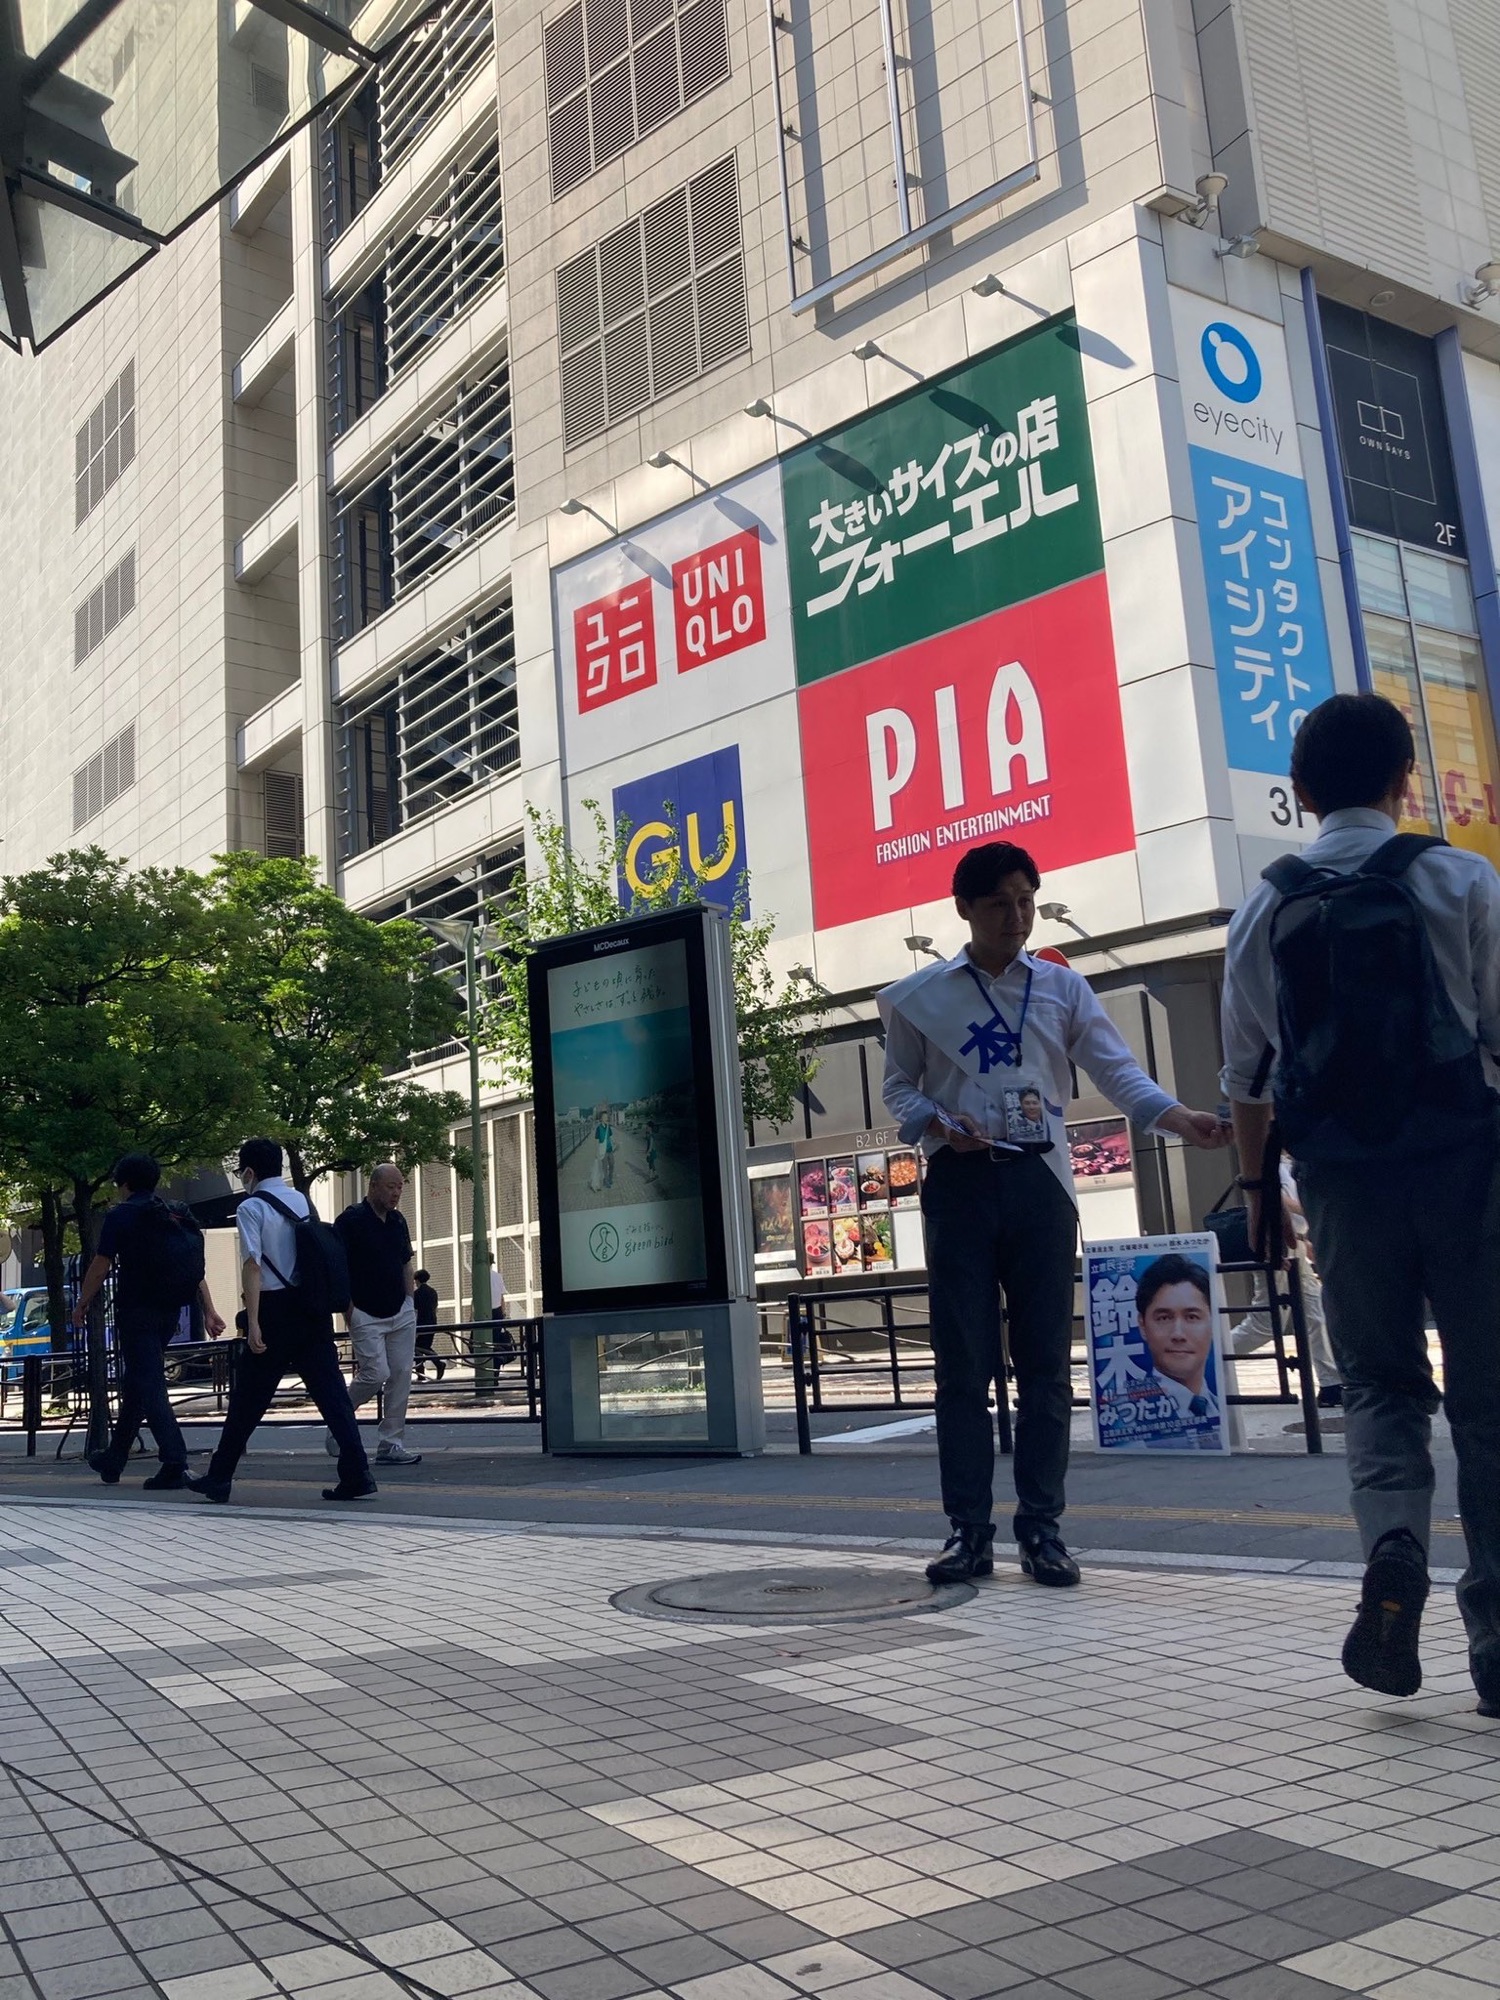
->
<box><xmin>0</xmin><ymin>1410</ymin><xmax>1463</xmax><ymax>1568</ymax></box>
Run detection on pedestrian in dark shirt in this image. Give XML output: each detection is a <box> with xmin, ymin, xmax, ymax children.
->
<box><xmin>412</xmin><ymin>1269</ymin><xmax>444</xmax><ymax>1382</ymax></box>
<box><xmin>333</xmin><ymin>1163</ymin><xmax>420</xmax><ymax>1466</ymax></box>
<box><xmin>72</xmin><ymin>1154</ymin><xmax>225</xmax><ymax>1490</ymax></box>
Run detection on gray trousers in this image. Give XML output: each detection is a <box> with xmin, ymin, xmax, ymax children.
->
<box><xmin>1300</xmin><ymin>1130</ymin><xmax>1500</xmax><ymax>1697</ymax></box>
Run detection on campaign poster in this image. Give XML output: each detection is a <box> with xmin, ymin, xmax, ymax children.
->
<box><xmin>1084</xmin><ymin>1233</ymin><xmax>1230</xmax><ymax>1454</ymax></box>
<box><xmin>780</xmin><ymin>313</ymin><xmax>1135</xmax><ymax>930</ymax></box>
<box><xmin>545</xmin><ymin>940</ymin><xmax>707</xmax><ymax>1293</ymax></box>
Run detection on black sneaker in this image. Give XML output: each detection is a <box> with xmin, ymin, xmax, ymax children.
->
<box><xmin>86</xmin><ymin>1450</ymin><xmax>123</xmax><ymax>1485</ymax></box>
<box><xmin>184</xmin><ymin>1472</ymin><xmax>231</xmax><ymax>1504</ymax></box>
<box><xmin>143</xmin><ymin>1466</ymin><xmax>188</xmax><ymax>1491</ymax></box>
<box><xmin>1020</xmin><ymin>1535</ymin><xmax>1081</xmax><ymax>1588</ymax></box>
<box><xmin>322</xmin><ymin>1477</ymin><xmax>378</xmax><ymax>1502</ymax></box>
<box><xmin>1317</xmin><ymin>1385</ymin><xmax>1344</xmax><ymax>1409</ymax></box>
<box><xmin>1342</xmin><ymin>1531</ymin><xmax>1428</xmax><ymax>1697</ymax></box>
<box><xmin>926</xmin><ymin>1526</ymin><xmax>994</xmax><ymax>1584</ymax></box>
<box><xmin>1477</xmin><ymin>1696</ymin><xmax>1500</xmax><ymax>1719</ymax></box>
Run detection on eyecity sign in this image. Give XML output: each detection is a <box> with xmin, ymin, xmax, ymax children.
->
<box><xmin>551</xmin><ymin>312</ymin><xmax>1138</xmax><ymax>936</ymax></box>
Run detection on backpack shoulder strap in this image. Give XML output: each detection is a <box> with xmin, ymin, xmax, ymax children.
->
<box><xmin>246</xmin><ymin>1189</ymin><xmax>297</xmax><ymax>1222</ymax></box>
<box><xmin>1356</xmin><ymin>832</ymin><xmax>1447</xmax><ymax>881</ymax></box>
<box><xmin>1261</xmin><ymin>854</ymin><xmax>1321</xmax><ymax>896</ymax></box>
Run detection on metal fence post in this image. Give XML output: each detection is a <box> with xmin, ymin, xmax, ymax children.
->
<box><xmin>21</xmin><ymin>1357</ymin><xmax>41</xmax><ymax>1458</ymax></box>
<box><xmin>788</xmin><ymin>1295</ymin><xmax>812</xmax><ymax>1456</ymax></box>
<box><xmin>1284</xmin><ymin>1256</ymin><xmax>1323</xmax><ymax>1455</ymax></box>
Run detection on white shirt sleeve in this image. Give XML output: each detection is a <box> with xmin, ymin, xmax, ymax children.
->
<box><xmin>1066</xmin><ymin>978</ymin><xmax>1177</xmax><ymax>1130</ymax></box>
<box><xmin>880</xmin><ymin>1004</ymin><xmax>941</xmax><ymax>1146</ymax></box>
<box><xmin>237</xmin><ymin>1197</ymin><xmax>263</xmax><ymax>1267</ymax></box>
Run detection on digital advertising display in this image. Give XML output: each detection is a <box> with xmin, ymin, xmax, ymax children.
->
<box><xmin>529</xmin><ymin>908</ymin><xmax>742</xmax><ymax>1312</ymax></box>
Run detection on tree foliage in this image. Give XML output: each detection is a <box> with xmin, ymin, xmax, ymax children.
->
<box><xmin>478</xmin><ymin>802</ymin><xmax>827</xmax><ymax>1129</ymax></box>
<box><xmin>206</xmin><ymin>852</ymin><xmax>470</xmax><ymax>1191</ymax></box>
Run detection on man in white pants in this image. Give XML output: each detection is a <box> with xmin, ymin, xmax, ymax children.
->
<box><xmin>332</xmin><ymin>1164</ymin><xmax>421</xmax><ymax>1467</ymax></box>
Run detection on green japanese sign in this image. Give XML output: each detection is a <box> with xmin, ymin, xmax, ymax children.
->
<box><xmin>781</xmin><ymin>313</ymin><xmax>1103</xmax><ymax>686</ymax></box>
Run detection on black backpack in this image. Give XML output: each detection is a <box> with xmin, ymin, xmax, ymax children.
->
<box><xmin>245</xmin><ymin>1190</ymin><xmax>352</xmax><ymax>1316</ymax></box>
<box><xmin>133</xmin><ymin>1198</ymin><xmax>207</xmax><ymax>1311</ymax></box>
<box><xmin>1259</xmin><ymin>832</ymin><xmax>1493</xmax><ymax>1161</ymax></box>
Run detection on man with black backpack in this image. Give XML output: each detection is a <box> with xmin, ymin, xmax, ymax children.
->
<box><xmin>1222</xmin><ymin>693</ymin><xmax>1500</xmax><ymax>1711</ymax></box>
<box><xmin>186</xmin><ymin>1137</ymin><xmax>375</xmax><ymax>1505</ymax></box>
<box><xmin>72</xmin><ymin>1154</ymin><xmax>225</xmax><ymax>1490</ymax></box>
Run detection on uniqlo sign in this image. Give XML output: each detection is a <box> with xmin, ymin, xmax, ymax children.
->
<box><xmin>799</xmin><ymin>574</ymin><xmax>1134</xmax><ymax>929</ymax></box>
<box><xmin>553</xmin><ymin>465</ymin><xmax>794</xmax><ymax>781</ymax></box>
<box><xmin>574</xmin><ymin>582</ymin><xmax>658</xmax><ymax>711</ymax></box>
<box><xmin>674</xmin><ymin>531</ymin><xmax>767</xmax><ymax>670</ymax></box>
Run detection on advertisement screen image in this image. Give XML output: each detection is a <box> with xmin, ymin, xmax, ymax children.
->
<box><xmin>546</xmin><ymin>940</ymin><xmax>707</xmax><ymax>1293</ymax></box>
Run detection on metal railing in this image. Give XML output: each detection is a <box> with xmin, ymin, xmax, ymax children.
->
<box><xmin>2</xmin><ymin>1319</ymin><xmax>545</xmax><ymax>1459</ymax></box>
<box><xmin>379</xmin><ymin>0</ymin><xmax>496</xmax><ymax>177</ymax></box>
<box><xmin>784</xmin><ymin>1258</ymin><xmax>1323</xmax><ymax>1457</ymax></box>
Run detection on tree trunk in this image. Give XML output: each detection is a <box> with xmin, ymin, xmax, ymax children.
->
<box><xmin>73</xmin><ymin>1177</ymin><xmax>110</xmax><ymax>1456</ymax></box>
<box><xmin>39</xmin><ymin>1188</ymin><xmax>71</xmax><ymax>1408</ymax></box>
<box><xmin>287</xmin><ymin>1145</ymin><xmax>311</xmax><ymax>1194</ymax></box>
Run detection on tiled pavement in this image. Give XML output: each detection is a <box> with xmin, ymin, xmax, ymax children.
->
<box><xmin>0</xmin><ymin>1506</ymin><xmax>1499</xmax><ymax>2000</ymax></box>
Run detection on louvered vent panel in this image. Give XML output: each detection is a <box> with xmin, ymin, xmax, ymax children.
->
<box><xmin>557</xmin><ymin>251</ymin><xmax>602</xmax><ymax>347</ymax></box>
<box><xmin>696</xmin><ymin>254</ymin><xmax>748</xmax><ymax>369</ymax></box>
<box><xmin>679</xmin><ymin>0</ymin><xmax>728</xmax><ymax>101</ymax></box>
<box><xmin>632</xmin><ymin>0</ymin><xmax>674</xmax><ymax>34</ymax></box>
<box><xmin>690</xmin><ymin>155</ymin><xmax>739</xmax><ymax>264</ymax></box>
<box><xmin>603</xmin><ymin>315</ymin><xmax>652</xmax><ymax>418</ymax></box>
<box><xmin>649</xmin><ymin>289</ymin><xmax>697</xmax><ymax>395</ymax></box>
<box><xmin>543</xmin><ymin>3</ymin><xmax>588</xmax><ymax>99</ymax></box>
<box><xmin>599</xmin><ymin>223</ymin><xmax>646</xmax><ymax>322</ymax></box>
<box><xmin>643</xmin><ymin>186</ymin><xmax>691</xmax><ymax>295</ymax></box>
<box><xmin>549</xmin><ymin>94</ymin><xmax>592</xmax><ymax>196</ymax></box>
<box><xmin>586</xmin><ymin>0</ymin><xmax>631</xmax><ymax>67</ymax></box>
<box><xmin>115</xmin><ymin>724</ymin><xmax>135</xmax><ymax>795</ymax></box>
<box><xmin>561</xmin><ymin>344</ymin><xmax>607</xmax><ymax>447</ymax></box>
<box><xmin>590</xmin><ymin>57</ymin><xmax>635</xmax><ymax>167</ymax></box>
<box><xmin>633</xmin><ymin>25</ymin><xmax>680</xmax><ymax>134</ymax></box>
<box><xmin>264</xmin><ymin>770</ymin><xmax>305</xmax><ymax>858</ymax></box>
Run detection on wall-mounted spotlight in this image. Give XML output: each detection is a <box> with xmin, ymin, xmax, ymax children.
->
<box><xmin>744</xmin><ymin>397</ymin><xmax>773</xmax><ymax>417</ymax></box>
<box><xmin>971</xmin><ymin>274</ymin><xmax>1005</xmax><ymax>298</ymax></box>
<box><xmin>559</xmin><ymin>498</ymin><xmax>583</xmax><ymax>514</ymax></box>
<box><xmin>1181</xmin><ymin>171</ymin><xmax>1228</xmax><ymax>228</ymax></box>
<box><xmin>1216</xmin><ymin>231</ymin><xmax>1260</xmax><ymax>260</ymax></box>
<box><xmin>903</xmin><ymin>934</ymin><xmax>945</xmax><ymax>961</ymax></box>
<box><xmin>853</xmin><ymin>339</ymin><xmax>881</xmax><ymax>360</ymax></box>
<box><xmin>1038</xmin><ymin>902</ymin><xmax>1126</xmax><ymax>968</ymax></box>
<box><xmin>1461</xmin><ymin>260</ymin><xmax>1500</xmax><ymax>308</ymax></box>
<box><xmin>646</xmin><ymin>449</ymin><xmax>673</xmax><ymax>468</ymax></box>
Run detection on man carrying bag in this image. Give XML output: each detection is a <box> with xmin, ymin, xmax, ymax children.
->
<box><xmin>1222</xmin><ymin>694</ymin><xmax>1500</xmax><ymax>1708</ymax></box>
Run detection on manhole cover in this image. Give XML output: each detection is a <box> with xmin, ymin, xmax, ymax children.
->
<box><xmin>611</xmin><ymin>1566</ymin><xmax>975</xmax><ymax>1625</ymax></box>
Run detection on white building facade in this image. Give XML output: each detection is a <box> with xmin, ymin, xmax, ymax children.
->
<box><xmin>4</xmin><ymin>0</ymin><xmax>1500</xmax><ymax>1313</ymax></box>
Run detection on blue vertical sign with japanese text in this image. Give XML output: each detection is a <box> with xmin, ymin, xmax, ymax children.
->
<box><xmin>1170</xmin><ymin>293</ymin><xmax>1338</xmax><ymax>840</ymax></box>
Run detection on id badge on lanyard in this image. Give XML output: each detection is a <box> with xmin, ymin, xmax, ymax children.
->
<box><xmin>959</xmin><ymin>964</ymin><xmax>1053</xmax><ymax>1154</ymax></box>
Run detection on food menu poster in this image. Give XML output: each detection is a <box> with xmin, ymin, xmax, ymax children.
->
<box><xmin>796</xmin><ymin>1146</ymin><xmax>921</xmax><ymax>1276</ymax></box>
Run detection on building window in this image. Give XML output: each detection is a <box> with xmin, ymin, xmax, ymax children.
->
<box><xmin>544</xmin><ymin>0</ymin><xmax>729</xmax><ymax>199</ymax></box>
<box><xmin>1352</xmin><ymin>533</ymin><xmax>1499</xmax><ymax>854</ymax></box>
<box><xmin>558</xmin><ymin>154</ymin><xmax>746</xmax><ymax>449</ymax></box>
<box><xmin>340</xmin><ymin>600</ymin><xmax>520</xmax><ymax>858</ymax></box>
<box><xmin>73</xmin><ymin>548</ymin><xmax>136</xmax><ymax>665</ymax></box>
<box><xmin>334</xmin><ymin>361</ymin><xmax>514</xmax><ymax>638</ymax></box>
<box><xmin>323</xmin><ymin>78</ymin><xmax>379</xmax><ymax>241</ymax></box>
<box><xmin>75</xmin><ymin>362</ymin><xmax>136</xmax><ymax>525</ymax></box>
<box><xmin>72</xmin><ymin>724</ymin><xmax>136</xmax><ymax>831</ymax></box>
<box><xmin>378</xmin><ymin>0</ymin><xmax>495</xmax><ymax>178</ymax></box>
<box><xmin>263</xmin><ymin>770</ymin><xmax>305</xmax><ymax>858</ymax></box>
<box><xmin>328</xmin><ymin>282</ymin><xmax>387</xmax><ymax>437</ymax></box>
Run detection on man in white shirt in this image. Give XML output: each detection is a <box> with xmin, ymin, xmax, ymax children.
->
<box><xmin>1221</xmin><ymin>694</ymin><xmax>1500</xmax><ymax>1712</ymax></box>
<box><xmin>186</xmin><ymin>1138</ymin><xmax>375</xmax><ymax>1505</ymax></box>
<box><xmin>881</xmin><ymin>841</ymin><xmax>1227</xmax><ymax>1586</ymax></box>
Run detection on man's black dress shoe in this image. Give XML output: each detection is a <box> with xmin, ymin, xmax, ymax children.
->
<box><xmin>926</xmin><ymin>1525</ymin><xmax>994</xmax><ymax>1584</ymax></box>
<box><xmin>184</xmin><ymin>1472</ymin><xmax>231</xmax><ymax>1504</ymax></box>
<box><xmin>1020</xmin><ymin>1536</ymin><xmax>1081</xmax><ymax>1587</ymax></box>
<box><xmin>1342</xmin><ymin>1529</ymin><xmax>1427</xmax><ymax>1697</ymax></box>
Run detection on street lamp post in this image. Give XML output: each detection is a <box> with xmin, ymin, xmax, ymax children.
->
<box><xmin>421</xmin><ymin>917</ymin><xmax>495</xmax><ymax>1392</ymax></box>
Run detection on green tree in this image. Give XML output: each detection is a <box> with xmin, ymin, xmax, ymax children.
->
<box><xmin>207</xmin><ymin>853</ymin><xmax>470</xmax><ymax>1191</ymax></box>
<box><xmin>478</xmin><ymin>802</ymin><xmax>827</xmax><ymax>1129</ymax></box>
<box><xmin>0</xmin><ymin>850</ymin><xmax>262</xmax><ymax>1442</ymax></box>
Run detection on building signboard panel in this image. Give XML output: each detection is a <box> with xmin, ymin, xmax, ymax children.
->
<box><xmin>780</xmin><ymin>314</ymin><xmax>1134</xmax><ymax>930</ymax></box>
<box><xmin>1171</xmin><ymin>291</ymin><xmax>1337</xmax><ymax>843</ymax></box>
<box><xmin>612</xmin><ymin>745</ymin><xmax>751</xmax><ymax>914</ymax></box>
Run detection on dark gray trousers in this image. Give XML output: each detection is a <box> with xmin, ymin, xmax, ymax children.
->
<box><xmin>921</xmin><ymin>1148</ymin><xmax>1079</xmax><ymax>1543</ymax></box>
<box><xmin>1300</xmin><ymin>1130</ymin><xmax>1500</xmax><ymax>1697</ymax></box>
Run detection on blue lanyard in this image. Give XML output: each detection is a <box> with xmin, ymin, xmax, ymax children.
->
<box><xmin>960</xmin><ymin>961</ymin><xmax>1033</xmax><ymax>1073</ymax></box>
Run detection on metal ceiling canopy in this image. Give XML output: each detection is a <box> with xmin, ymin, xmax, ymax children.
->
<box><xmin>0</xmin><ymin>0</ymin><xmax>423</xmax><ymax>353</ymax></box>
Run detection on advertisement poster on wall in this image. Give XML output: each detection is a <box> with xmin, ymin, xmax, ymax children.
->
<box><xmin>780</xmin><ymin>314</ymin><xmax>1136</xmax><ymax>931</ymax></box>
<box><xmin>1083</xmin><ymin>1233</ymin><xmax>1230</xmax><ymax>1454</ymax></box>
<box><xmin>543</xmin><ymin>939</ymin><xmax>709</xmax><ymax>1296</ymax></box>
<box><xmin>1170</xmin><ymin>292</ymin><xmax>1338</xmax><ymax>845</ymax></box>
<box><xmin>612</xmin><ymin>746</ymin><xmax>751</xmax><ymax>914</ymax></box>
